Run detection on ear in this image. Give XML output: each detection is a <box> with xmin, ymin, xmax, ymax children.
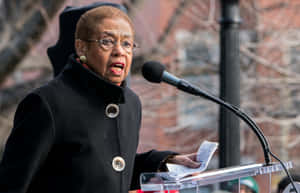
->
<box><xmin>75</xmin><ymin>39</ymin><xmax>87</xmax><ymax>56</ymax></box>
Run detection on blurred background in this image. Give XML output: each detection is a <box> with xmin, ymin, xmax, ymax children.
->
<box><xmin>0</xmin><ymin>0</ymin><xmax>299</xmax><ymax>192</ymax></box>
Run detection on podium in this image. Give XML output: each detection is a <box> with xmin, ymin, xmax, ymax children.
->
<box><xmin>140</xmin><ymin>161</ymin><xmax>293</xmax><ymax>193</ymax></box>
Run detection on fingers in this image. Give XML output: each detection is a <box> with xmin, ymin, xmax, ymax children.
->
<box><xmin>187</xmin><ymin>153</ymin><xmax>198</xmax><ymax>162</ymax></box>
<box><xmin>170</xmin><ymin>155</ymin><xmax>201</xmax><ymax>168</ymax></box>
<box><xmin>183</xmin><ymin>159</ymin><xmax>201</xmax><ymax>168</ymax></box>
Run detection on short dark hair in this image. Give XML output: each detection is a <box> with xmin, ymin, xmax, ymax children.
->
<box><xmin>75</xmin><ymin>6</ymin><xmax>134</xmax><ymax>41</ymax></box>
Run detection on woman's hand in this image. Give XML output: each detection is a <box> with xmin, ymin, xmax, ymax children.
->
<box><xmin>167</xmin><ymin>153</ymin><xmax>201</xmax><ymax>168</ymax></box>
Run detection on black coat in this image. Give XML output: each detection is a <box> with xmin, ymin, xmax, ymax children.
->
<box><xmin>0</xmin><ymin>55</ymin><xmax>174</xmax><ymax>193</ymax></box>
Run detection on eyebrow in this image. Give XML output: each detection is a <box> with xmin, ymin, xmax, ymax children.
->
<box><xmin>101</xmin><ymin>31</ymin><xmax>132</xmax><ymax>38</ymax></box>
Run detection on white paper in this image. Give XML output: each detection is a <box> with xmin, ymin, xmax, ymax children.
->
<box><xmin>166</xmin><ymin>140</ymin><xmax>218</xmax><ymax>179</ymax></box>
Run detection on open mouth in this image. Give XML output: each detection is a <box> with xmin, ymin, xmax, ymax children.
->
<box><xmin>110</xmin><ymin>63</ymin><xmax>124</xmax><ymax>69</ymax></box>
<box><xmin>110</xmin><ymin>62</ymin><xmax>125</xmax><ymax>75</ymax></box>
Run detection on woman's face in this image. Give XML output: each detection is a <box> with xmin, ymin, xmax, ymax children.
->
<box><xmin>83</xmin><ymin>18</ymin><xmax>134</xmax><ymax>86</ymax></box>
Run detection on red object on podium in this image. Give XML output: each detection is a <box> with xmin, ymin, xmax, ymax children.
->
<box><xmin>137</xmin><ymin>190</ymin><xmax>179</xmax><ymax>193</ymax></box>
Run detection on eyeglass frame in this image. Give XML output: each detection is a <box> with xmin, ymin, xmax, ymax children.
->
<box><xmin>80</xmin><ymin>38</ymin><xmax>139</xmax><ymax>53</ymax></box>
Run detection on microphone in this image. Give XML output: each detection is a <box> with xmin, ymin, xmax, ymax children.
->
<box><xmin>142</xmin><ymin>61</ymin><xmax>219</xmax><ymax>100</ymax></box>
<box><xmin>142</xmin><ymin>61</ymin><xmax>272</xmax><ymax>165</ymax></box>
<box><xmin>142</xmin><ymin>61</ymin><xmax>180</xmax><ymax>86</ymax></box>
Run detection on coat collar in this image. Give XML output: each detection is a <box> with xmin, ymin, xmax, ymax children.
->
<box><xmin>62</xmin><ymin>54</ymin><xmax>126</xmax><ymax>104</ymax></box>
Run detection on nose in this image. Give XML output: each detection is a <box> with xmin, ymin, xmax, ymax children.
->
<box><xmin>111</xmin><ymin>41</ymin><xmax>126</xmax><ymax>56</ymax></box>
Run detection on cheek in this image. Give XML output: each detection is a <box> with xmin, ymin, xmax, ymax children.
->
<box><xmin>87</xmin><ymin>50</ymin><xmax>109</xmax><ymax>73</ymax></box>
<box><xmin>126</xmin><ymin>55</ymin><xmax>133</xmax><ymax>72</ymax></box>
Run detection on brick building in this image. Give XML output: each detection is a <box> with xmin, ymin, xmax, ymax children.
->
<box><xmin>0</xmin><ymin>0</ymin><xmax>299</xmax><ymax>192</ymax></box>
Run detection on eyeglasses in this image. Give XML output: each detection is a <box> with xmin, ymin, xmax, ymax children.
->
<box><xmin>83</xmin><ymin>38</ymin><xmax>138</xmax><ymax>53</ymax></box>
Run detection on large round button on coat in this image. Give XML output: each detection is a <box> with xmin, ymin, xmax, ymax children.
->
<box><xmin>105</xmin><ymin>104</ymin><xmax>119</xmax><ymax>118</ymax></box>
<box><xmin>112</xmin><ymin>156</ymin><xmax>125</xmax><ymax>172</ymax></box>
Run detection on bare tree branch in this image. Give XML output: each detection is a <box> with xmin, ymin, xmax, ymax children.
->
<box><xmin>240</xmin><ymin>45</ymin><xmax>300</xmax><ymax>77</ymax></box>
<box><xmin>152</xmin><ymin>0</ymin><xmax>193</xmax><ymax>55</ymax></box>
<box><xmin>0</xmin><ymin>0</ymin><xmax>65</xmax><ymax>84</ymax></box>
<box><xmin>130</xmin><ymin>0</ymin><xmax>196</xmax><ymax>73</ymax></box>
<box><xmin>0</xmin><ymin>68</ymin><xmax>51</xmax><ymax>112</ymax></box>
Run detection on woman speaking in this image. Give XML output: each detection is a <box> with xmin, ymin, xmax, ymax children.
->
<box><xmin>0</xmin><ymin>3</ymin><xmax>200</xmax><ymax>193</ymax></box>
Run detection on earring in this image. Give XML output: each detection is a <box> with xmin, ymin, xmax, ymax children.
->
<box><xmin>80</xmin><ymin>55</ymin><xmax>87</xmax><ymax>63</ymax></box>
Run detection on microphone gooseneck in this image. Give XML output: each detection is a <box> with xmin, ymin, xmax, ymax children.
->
<box><xmin>142</xmin><ymin>61</ymin><xmax>298</xmax><ymax>193</ymax></box>
<box><xmin>142</xmin><ymin>61</ymin><xmax>271</xmax><ymax>165</ymax></box>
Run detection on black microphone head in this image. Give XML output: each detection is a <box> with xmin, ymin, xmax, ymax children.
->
<box><xmin>142</xmin><ymin>61</ymin><xmax>165</xmax><ymax>83</ymax></box>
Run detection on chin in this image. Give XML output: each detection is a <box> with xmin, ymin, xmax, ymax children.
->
<box><xmin>109</xmin><ymin>78</ymin><xmax>124</xmax><ymax>86</ymax></box>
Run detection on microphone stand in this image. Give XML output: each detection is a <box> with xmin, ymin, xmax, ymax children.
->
<box><xmin>176</xmin><ymin>79</ymin><xmax>299</xmax><ymax>193</ymax></box>
<box><xmin>143</xmin><ymin>63</ymin><xmax>298</xmax><ymax>192</ymax></box>
<box><xmin>177</xmin><ymin>79</ymin><xmax>271</xmax><ymax>165</ymax></box>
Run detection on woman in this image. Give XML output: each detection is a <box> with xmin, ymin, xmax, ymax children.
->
<box><xmin>0</xmin><ymin>3</ymin><xmax>199</xmax><ymax>193</ymax></box>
